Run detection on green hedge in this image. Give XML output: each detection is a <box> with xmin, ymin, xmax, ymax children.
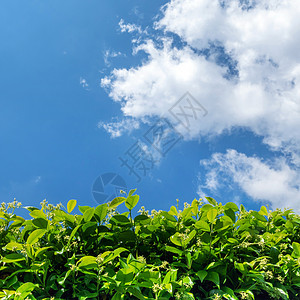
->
<box><xmin>0</xmin><ymin>190</ymin><xmax>300</xmax><ymax>299</ymax></box>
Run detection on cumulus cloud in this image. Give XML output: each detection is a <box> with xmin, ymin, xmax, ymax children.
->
<box><xmin>101</xmin><ymin>0</ymin><xmax>300</xmax><ymax>209</ymax></box>
<box><xmin>102</xmin><ymin>0</ymin><xmax>300</xmax><ymax>160</ymax></box>
<box><xmin>198</xmin><ymin>149</ymin><xmax>300</xmax><ymax>212</ymax></box>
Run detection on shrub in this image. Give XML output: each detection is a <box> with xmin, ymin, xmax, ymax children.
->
<box><xmin>0</xmin><ymin>191</ymin><xmax>300</xmax><ymax>299</ymax></box>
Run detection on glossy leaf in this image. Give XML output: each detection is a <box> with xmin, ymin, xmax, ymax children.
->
<box><xmin>27</xmin><ymin>229</ymin><xmax>47</xmax><ymax>245</ymax></box>
<box><xmin>67</xmin><ymin>199</ymin><xmax>77</xmax><ymax>213</ymax></box>
<box><xmin>109</xmin><ymin>197</ymin><xmax>126</xmax><ymax>208</ymax></box>
<box><xmin>125</xmin><ymin>195</ymin><xmax>139</xmax><ymax>210</ymax></box>
<box><xmin>207</xmin><ymin>208</ymin><xmax>218</xmax><ymax>223</ymax></box>
<box><xmin>83</xmin><ymin>207</ymin><xmax>94</xmax><ymax>222</ymax></box>
<box><xmin>195</xmin><ymin>220</ymin><xmax>210</xmax><ymax>231</ymax></box>
<box><xmin>94</xmin><ymin>203</ymin><xmax>108</xmax><ymax>222</ymax></box>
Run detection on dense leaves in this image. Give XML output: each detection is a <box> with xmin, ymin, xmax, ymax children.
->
<box><xmin>0</xmin><ymin>192</ymin><xmax>300</xmax><ymax>299</ymax></box>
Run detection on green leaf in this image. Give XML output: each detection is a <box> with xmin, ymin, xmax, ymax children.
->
<box><xmin>251</xmin><ymin>211</ymin><xmax>267</xmax><ymax>222</ymax></box>
<box><xmin>207</xmin><ymin>208</ymin><xmax>218</xmax><ymax>223</ymax></box>
<box><xmin>285</xmin><ymin>220</ymin><xmax>293</xmax><ymax>229</ymax></box>
<box><xmin>102</xmin><ymin>247</ymin><xmax>129</xmax><ymax>264</ymax></box>
<box><xmin>82</xmin><ymin>222</ymin><xmax>97</xmax><ymax>234</ymax></box>
<box><xmin>181</xmin><ymin>207</ymin><xmax>192</xmax><ymax>219</ymax></box>
<box><xmin>25</xmin><ymin>244</ymin><xmax>35</xmax><ymax>258</ymax></box>
<box><xmin>259</xmin><ymin>206</ymin><xmax>268</xmax><ymax>216</ymax></box>
<box><xmin>110</xmin><ymin>215</ymin><xmax>131</xmax><ymax>226</ymax></box>
<box><xmin>32</xmin><ymin>218</ymin><xmax>48</xmax><ymax>229</ymax></box>
<box><xmin>134</xmin><ymin>215</ymin><xmax>151</xmax><ymax>225</ymax></box>
<box><xmin>112</xmin><ymin>292</ymin><xmax>122</xmax><ymax>300</ymax></box>
<box><xmin>116</xmin><ymin>268</ymin><xmax>134</xmax><ymax>283</ymax></box>
<box><xmin>125</xmin><ymin>195</ymin><xmax>139</xmax><ymax>210</ymax></box>
<box><xmin>235</xmin><ymin>262</ymin><xmax>248</xmax><ymax>274</ymax></box>
<box><xmin>224</xmin><ymin>202</ymin><xmax>239</xmax><ymax>212</ymax></box>
<box><xmin>113</xmin><ymin>247</ymin><xmax>129</xmax><ymax>257</ymax></box>
<box><xmin>30</xmin><ymin>209</ymin><xmax>47</xmax><ymax>219</ymax></box>
<box><xmin>119</xmin><ymin>230</ymin><xmax>136</xmax><ymax>242</ymax></box>
<box><xmin>227</xmin><ymin>238</ymin><xmax>238</xmax><ymax>244</ymax></box>
<box><xmin>201</xmin><ymin>204</ymin><xmax>214</xmax><ymax>212</ymax></box>
<box><xmin>269</xmin><ymin>247</ymin><xmax>280</xmax><ymax>263</ymax></box>
<box><xmin>185</xmin><ymin>230</ymin><xmax>196</xmax><ymax>245</ymax></box>
<box><xmin>181</xmin><ymin>292</ymin><xmax>195</xmax><ymax>300</ymax></box>
<box><xmin>16</xmin><ymin>282</ymin><xmax>37</xmax><ymax>297</ymax></box>
<box><xmin>224</xmin><ymin>209</ymin><xmax>236</xmax><ymax>223</ymax></box>
<box><xmin>128</xmin><ymin>189</ymin><xmax>137</xmax><ymax>197</ymax></box>
<box><xmin>67</xmin><ymin>199</ymin><xmax>77</xmax><ymax>213</ymax></box>
<box><xmin>292</xmin><ymin>242</ymin><xmax>300</xmax><ymax>257</ymax></box>
<box><xmin>163</xmin><ymin>269</ymin><xmax>178</xmax><ymax>285</ymax></box>
<box><xmin>165</xmin><ymin>245</ymin><xmax>183</xmax><ymax>255</ymax></box>
<box><xmin>240</xmin><ymin>204</ymin><xmax>246</xmax><ymax>213</ymax></box>
<box><xmin>35</xmin><ymin>247</ymin><xmax>52</xmax><ymax>258</ymax></box>
<box><xmin>24</xmin><ymin>206</ymin><xmax>39</xmax><ymax>212</ymax></box>
<box><xmin>27</xmin><ymin>229</ymin><xmax>47</xmax><ymax>245</ymax></box>
<box><xmin>78</xmin><ymin>256</ymin><xmax>97</xmax><ymax>269</ymax></box>
<box><xmin>2</xmin><ymin>253</ymin><xmax>26</xmax><ymax>263</ymax></box>
<box><xmin>221</xmin><ymin>216</ymin><xmax>234</xmax><ymax>226</ymax></box>
<box><xmin>4</xmin><ymin>242</ymin><xmax>22</xmax><ymax>251</ymax></box>
<box><xmin>161</xmin><ymin>211</ymin><xmax>177</xmax><ymax>222</ymax></box>
<box><xmin>170</xmin><ymin>232</ymin><xmax>184</xmax><ymax>247</ymax></box>
<box><xmin>109</xmin><ymin>197</ymin><xmax>126</xmax><ymax>208</ymax></box>
<box><xmin>169</xmin><ymin>206</ymin><xmax>178</xmax><ymax>216</ymax></box>
<box><xmin>205</xmin><ymin>271</ymin><xmax>220</xmax><ymax>289</ymax></box>
<box><xmin>54</xmin><ymin>209</ymin><xmax>75</xmax><ymax>223</ymax></box>
<box><xmin>58</xmin><ymin>269</ymin><xmax>72</xmax><ymax>286</ymax></box>
<box><xmin>67</xmin><ymin>224</ymin><xmax>81</xmax><ymax>247</ymax></box>
<box><xmin>78</xmin><ymin>206</ymin><xmax>91</xmax><ymax>214</ymax></box>
<box><xmin>186</xmin><ymin>251</ymin><xmax>192</xmax><ymax>269</ymax></box>
<box><xmin>205</xmin><ymin>197</ymin><xmax>218</xmax><ymax>206</ymax></box>
<box><xmin>94</xmin><ymin>204</ymin><xmax>108</xmax><ymax>222</ymax></box>
<box><xmin>196</xmin><ymin>270</ymin><xmax>208</xmax><ymax>283</ymax></box>
<box><xmin>195</xmin><ymin>220</ymin><xmax>210</xmax><ymax>231</ymax></box>
<box><xmin>83</xmin><ymin>208</ymin><xmax>94</xmax><ymax>222</ymax></box>
<box><xmin>127</xmin><ymin>287</ymin><xmax>145</xmax><ymax>300</ymax></box>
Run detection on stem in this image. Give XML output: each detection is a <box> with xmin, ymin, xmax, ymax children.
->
<box><xmin>209</xmin><ymin>223</ymin><xmax>213</xmax><ymax>253</ymax></box>
<box><xmin>129</xmin><ymin>209</ymin><xmax>133</xmax><ymax>227</ymax></box>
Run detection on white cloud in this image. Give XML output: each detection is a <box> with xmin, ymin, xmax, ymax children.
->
<box><xmin>119</xmin><ymin>19</ymin><xmax>142</xmax><ymax>34</ymax></box>
<box><xmin>102</xmin><ymin>0</ymin><xmax>300</xmax><ymax>209</ymax></box>
<box><xmin>98</xmin><ymin>118</ymin><xmax>140</xmax><ymax>138</ymax></box>
<box><xmin>199</xmin><ymin>150</ymin><xmax>300</xmax><ymax>212</ymax></box>
<box><xmin>102</xmin><ymin>0</ymin><xmax>300</xmax><ymax>164</ymax></box>
<box><xmin>103</xmin><ymin>50</ymin><xmax>124</xmax><ymax>67</ymax></box>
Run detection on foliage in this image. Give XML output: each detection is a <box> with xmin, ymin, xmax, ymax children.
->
<box><xmin>0</xmin><ymin>192</ymin><xmax>300</xmax><ymax>300</ymax></box>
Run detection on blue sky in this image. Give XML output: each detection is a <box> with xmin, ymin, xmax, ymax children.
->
<box><xmin>1</xmin><ymin>0</ymin><xmax>300</xmax><ymax>218</ymax></box>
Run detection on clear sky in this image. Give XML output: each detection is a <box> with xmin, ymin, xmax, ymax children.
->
<box><xmin>1</xmin><ymin>0</ymin><xmax>299</xmax><ymax>218</ymax></box>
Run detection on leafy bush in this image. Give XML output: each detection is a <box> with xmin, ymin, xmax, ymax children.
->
<box><xmin>0</xmin><ymin>190</ymin><xmax>300</xmax><ymax>299</ymax></box>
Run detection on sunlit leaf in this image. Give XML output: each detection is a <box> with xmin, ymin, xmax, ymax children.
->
<box><xmin>207</xmin><ymin>208</ymin><xmax>218</xmax><ymax>223</ymax></box>
<box><xmin>205</xmin><ymin>197</ymin><xmax>218</xmax><ymax>206</ymax></box>
<box><xmin>67</xmin><ymin>199</ymin><xmax>77</xmax><ymax>213</ymax></box>
<box><xmin>195</xmin><ymin>220</ymin><xmax>210</xmax><ymax>232</ymax></box>
<box><xmin>109</xmin><ymin>197</ymin><xmax>126</xmax><ymax>208</ymax></box>
<box><xmin>27</xmin><ymin>229</ymin><xmax>47</xmax><ymax>245</ymax></box>
<box><xmin>125</xmin><ymin>195</ymin><xmax>139</xmax><ymax>210</ymax></box>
